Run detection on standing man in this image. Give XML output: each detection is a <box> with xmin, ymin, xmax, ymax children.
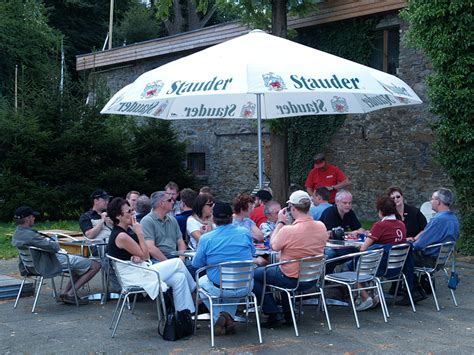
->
<box><xmin>126</xmin><ymin>190</ymin><xmax>140</xmax><ymax>211</ymax></box>
<box><xmin>305</xmin><ymin>153</ymin><xmax>350</xmax><ymax>204</ymax></box>
<box><xmin>410</xmin><ymin>188</ymin><xmax>460</xmax><ymax>266</ymax></box>
<box><xmin>310</xmin><ymin>187</ymin><xmax>332</xmax><ymax>221</ymax></box>
<box><xmin>253</xmin><ymin>191</ymin><xmax>328</xmax><ymax>327</ymax></box>
<box><xmin>140</xmin><ymin>191</ymin><xmax>186</xmax><ymax>262</ymax></box>
<box><xmin>12</xmin><ymin>206</ymin><xmax>100</xmax><ymax>305</ymax></box>
<box><xmin>192</xmin><ymin>202</ymin><xmax>255</xmax><ymax>336</ymax></box>
<box><xmin>79</xmin><ymin>189</ymin><xmax>112</xmax><ymax>242</ymax></box>
<box><xmin>250</xmin><ymin>189</ymin><xmax>273</xmax><ymax>228</ymax></box>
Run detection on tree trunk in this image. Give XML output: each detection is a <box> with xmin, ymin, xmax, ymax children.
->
<box><xmin>270</xmin><ymin>0</ymin><xmax>289</xmax><ymax>204</ymax></box>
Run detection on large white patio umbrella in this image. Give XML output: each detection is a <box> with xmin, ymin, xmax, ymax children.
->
<box><xmin>101</xmin><ymin>29</ymin><xmax>422</xmax><ymax>187</ymax></box>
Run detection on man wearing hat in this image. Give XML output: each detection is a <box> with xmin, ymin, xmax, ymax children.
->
<box><xmin>79</xmin><ymin>189</ymin><xmax>113</xmax><ymax>242</ymax></box>
<box><xmin>12</xmin><ymin>206</ymin><xmax>101</xmax><ymax>305</ymax></box>
<box><xmin>249</xmin><ymin>189</ymin><xmax>273</xmax><ymax>228</ymax></box>
<box><xmin>305</xmin><ymin>153</ymin><xmax>350</xmax><ymax>204</ymax></box>
<box><xmin>192</xmin><ymin>202</ymin><xmax>255</xmax><ymax>336</ymax></box>
<box><xmin>252</xmin><ymin>191</ymin><xmax>328</xmax><ymax>328</ymax></box>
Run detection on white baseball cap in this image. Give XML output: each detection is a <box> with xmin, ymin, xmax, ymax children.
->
<box><xmin>287</xmin><ymin>190</ymin><xmax>311</xmax><ymax>205</ymax></box>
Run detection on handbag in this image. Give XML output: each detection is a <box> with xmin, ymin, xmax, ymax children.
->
<box><xmin>447</xmin><ymin>252</ymin><xmax>459</xmax><ymax>290</ymax></box>
<box><xmin>158</xmin><ymin>290</ymin><xmax>193</xmax><ymax>341</ymax></box>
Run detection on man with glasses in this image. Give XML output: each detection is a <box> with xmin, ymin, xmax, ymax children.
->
<box><xmin>259</xmin><ymin>200</ymin><xmax>281</xmax><ymax>241</ymax></box>
<box><xmin>140</xmin><ymin>191</ymin><xmax>187</xmax><ymax>262</ymax></box>
<box><xmin>305</xmin><ymin>153</ymin><xmax>350</xmax><ymax>204</ymax></box>
<box><xmin>411</xmin><ymin>188</ymin><xmax>460</xmax><ymax>266</ymax></box>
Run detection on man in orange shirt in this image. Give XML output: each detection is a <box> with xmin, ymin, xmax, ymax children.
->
<box><xmin>305</xmin><ymin>153</ymin><xmax>350</xmax><ymax>204</ymax></box>
<box><xmin>252</xmin><ymin>190</ymin><xmax>328</xmax><ymax>328</ymax></box>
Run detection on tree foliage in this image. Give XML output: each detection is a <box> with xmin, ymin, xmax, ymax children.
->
<box><xmin>401</xmin><ymin>0</ymin><xmax>474</xmax><ymax>253</ymax></box>
<box><xmin>0</xmin><ymin>1</ymin><xmax>195</xmax><ymax>221</ymax></box>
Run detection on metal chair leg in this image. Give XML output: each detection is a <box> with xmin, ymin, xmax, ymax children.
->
<box><xmin>426</xmin><ymin>273</ymin><xmax>440</xmax><ymax>311</ymax></box>
<box><xmin>111</xmin><ymin>294</ymin><xmax>130</xmax><ymax>338</ymax></box>
<box><xmin>14</xmin><ymin>277</ymin><xmax>27</xmax><ymax>309</ymax></box>
<box><xmin>32</xmin><ymin>276</ymin><xmax>44</xmax><ymax>313</ymax></box>
<box><xmin>402</xmin><ymin>275</ymin><xmax>416</xmax><ymax>313</ymax></box>
<box><xmin>347</xmin><ymin>285</ymin><xmax>360</xmax><ymax>329</ymax></box>
<box><xmin>319</xmin><ymin>289</ymin><xmax>332</xmax><ymax>331</ymax></box>
<box><xmin>252</xmin><ymin>294</ymin><xmax>263</xmax><ymax>343</ymax></box>
<box><xmin>442</xmin><ymin>269</ymin><xmax>458</xmax><ymax>306</ymax></box>
<box><xmin>285</xmin><ymin>289</ymin><xmax>299</xmax><ymax>337</ymax></box>
<box><xmin>109</xmin><ymin>293</ymin><xmax>124</xmax><ymax>329</ymax></box>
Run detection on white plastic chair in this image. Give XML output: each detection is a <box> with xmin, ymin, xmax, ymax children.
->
<box><xmin>325</xmin><ymin>249</ymin><xmax>386</xmax><ymax>328</ymax></box>
<box><xmin>420</xmin><ymin>201</ymin><xmax>435</xmax><ymax>223</ymax></box>
<box><xmin>106</xmin><ymin>254</ymin><xmax>166</xmax><ymax>338</ymax></box>
<box><xmin>262</xmin><ymin>254</ymin><xmax>331</xmax><ymax>336</ymax></box>
<box><xmin>194</xmin><ymin>261</ymin><xmax>262</xmax><ymax>347</ymax></box>
<box><xmin>414</xmin><ymin>241</ymin><xmax>457</xmax><ymax>311</ymax></box>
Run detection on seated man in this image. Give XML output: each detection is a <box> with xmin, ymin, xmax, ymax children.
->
<box><xmin>253</xmin><ymin>191</ymin><xmax>328</xmax><ymax>328</ymax></box>
<box><xmin>250</xmin><ymin>189</ymin><xmax>273</xmax><ymax>228</ymax></box>
<box><xmin>259</xmin><ymin>200</ymin><xmax>281</xmax><ymax>241</ymax></box>
<box><xmin>175</xmin><ymin>188</ymin><xmax>197</xmax><ymax>241</ymax></box>
<box><xmin>192</xmin><ymin>202</ymin><xmax>255</xmax><ymax>336</ymax></box>
<box><xmin>79</xmin><ymin>189</ymin><xmax>113</xmax><ymax>243</ymax></box>
<box><xmin>320</xmin><ymin>190</ymin><xmax>365</xmax><ymax>273</ymax></box>
<box><xmin>410</xmin><ymin>188</ymin><xmax>460</xmax><ymax>267</ymax></box>
<box><xmin>309</xmin><ymin>187</ymin><xmax>332</xmax><ymax>221</ymax></box>
<box><xmin>135</xmin><ymin>194</ymin><xmax>151</xmax><ymax>223</ymax></box>
<box><xmin>12</xmin><ymin>206</ymin><xmax>100</xmax><ymax>305</ymax></box>
<box><xmin>140</xmin><ymin>191</ymin><xmax>187</xmax><ymax>262</ymax></box>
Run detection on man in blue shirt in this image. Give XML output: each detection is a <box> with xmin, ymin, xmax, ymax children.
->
<box><xmin>309</xmin><ymin>187</ymin><xmax>332</xmax><ymax>221</ymax></box>
<box><xmin>411</xmin><ymin>188</ymin><xmax>460</xmax><ymax>265</ymax></box>
<box><xmin>192</xmin><ymin>202</ymin><xmax>255</xmax><ymax>336</ymax></box>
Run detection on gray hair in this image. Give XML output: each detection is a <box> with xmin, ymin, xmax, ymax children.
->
<box><xmin>434</xmin><ymin>188</ymin><xmax>454</xmax><ymax>206</ymax></box>
<box><xmin>264</xmin><ymin>200</ymin><xmax>281</xmax><ymax>216</ymax></box>
<box><xmin>150</xmin><ymin>191</ymin><xmax>166</xmax><ymax>209</ymax></box>
<box><xmin>335</xmin><ymin>190</ymin><xmax>352</xmax><ymax>202</ymax></box>
<box><xmin>136</xmin><ymin>194</ymin><xmax>151</xmax><ymax>214</ymax></box>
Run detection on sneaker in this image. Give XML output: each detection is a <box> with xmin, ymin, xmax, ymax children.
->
<box><xmin>214</xmin><ymin>314</ymin><xmax>226</xmax><ymax>336</ymax></box>
<box><xmin>356</xmin><ymin>297</ymin><xmax>373</xmax><ymax>311</ymax></box>
<box><xmin>372</xmin><ymin>294</ymin><xmax>380</xmax><ymax>308</ymax></box>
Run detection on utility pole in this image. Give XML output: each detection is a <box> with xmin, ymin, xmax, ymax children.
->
<box><xmin>108</xmin><ymin>0</ymin><xmax>114</xmax><ymax>49</ymax></box>
<box><xmin>14</xmin><ymin>65</ymin><xmax>18</xmax><ymax>112</ymax></box>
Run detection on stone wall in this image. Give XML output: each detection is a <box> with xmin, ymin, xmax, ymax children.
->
<box><xmin>93</xmin><ymin>14</ymin><xmax>451</xmax><ymax>217</ymax></box>
<box><xmin>324</xmin><ymin>20</ymin><xmax>451</xmax><ymax>220</ymax></box>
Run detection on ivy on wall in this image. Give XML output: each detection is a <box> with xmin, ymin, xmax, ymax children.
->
<box><xmin>283</xmin><ymin>18</ymin><xmax>376</xmax><ymax>186</ymax></box>
<box><xmin>401</xmin><ymin>1</ymin><xmax>474</xmax><ymax>254</ymax></box>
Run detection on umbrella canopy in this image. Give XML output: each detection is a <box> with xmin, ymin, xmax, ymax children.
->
<box><xmin>101</xmin><ymin>29</ymin><xmax>422</xmax><ymax>186</ymax></box>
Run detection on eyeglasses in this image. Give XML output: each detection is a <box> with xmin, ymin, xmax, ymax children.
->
<box><xmin>122</xmin><ymin>209</ymin><xmax>132</xmax><ymax>214</ymax></box>
<box><xmin>391</xmin><ymin>195</ymin><xmax>402</xmax><ymax>200</ymax></box>
<box><xmin>205</xmin><ymin>202</ymin><xmax>214</xmax><ymax>207</ymax></box>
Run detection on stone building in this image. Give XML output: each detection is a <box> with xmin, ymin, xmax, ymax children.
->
<box><xmin>76</xmin><ymin>0</ymin><xmax>451</xmax><ymax>219</ymax></box>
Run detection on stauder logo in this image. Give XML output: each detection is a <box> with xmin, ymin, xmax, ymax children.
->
<box><xmin>166</xmin><ymin>77</ymin><xmax>233</xmax><ymax>96</ymax></box>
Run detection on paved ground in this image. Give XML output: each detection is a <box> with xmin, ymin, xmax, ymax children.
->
<box><xmin>1</xmin><ymin>257</ymin><xmax>473</xmax><ymax>354</ymax></box>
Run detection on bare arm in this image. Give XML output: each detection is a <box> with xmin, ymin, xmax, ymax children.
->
<box><xmin>360</xmin><ymin>237</ymin><xmax>374</xmax><ymax>252</ymax></box>
<box><xmin>84</xmin><ymin>212</ymin><xmax>109</xmax><ymax>239</ymax></box>
<box><xmin>252</xmin><ymin>224</ymin><xmax>264</xmax><ymax>242</ymax></box>
<box><xmin>145</xmin><ymin>240</ymin><xmax>168</xmax><ymax>261</ymax></box>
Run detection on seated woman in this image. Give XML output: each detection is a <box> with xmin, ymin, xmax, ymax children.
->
<box><xmin>356</xmin><ymin>196</ymin><xmax>407</xmax><ymax>310</ymax></box>
<box><xmin>107</xmin><ymin>197</ymin><xmax>195</xmax><ymax>313</ymax></box>
<box><xmin>186</xmin><ymin>193</ymin><xmax>215</xmax><ymax>249</ymax></box>
<box><xmin>386</xmin><ymin>186</ymin><xmax>427</xmax><ymax>240</ymax></box>
<box><xmin>232</xmin><ymin>193</ymin><xmax>264</xmax><ymax>242</ymax></box>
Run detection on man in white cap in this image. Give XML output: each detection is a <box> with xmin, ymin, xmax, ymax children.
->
<box><xmin>252</xmin><ymin>190</ymin><xmax>328</xmax><ymax>328</ymax></box>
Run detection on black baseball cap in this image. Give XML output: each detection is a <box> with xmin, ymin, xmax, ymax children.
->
<box><xmin>14</xmin><ymin>206</ymin><xmax>39</xmax><ymax>219</ymax></box>
<box><xmin>91</xmin><ymin>189</ymin><xmax>111</xmax><ymax>200</ymax></box>
<box><xmin>212</xmin><ymin>202</ymin><xmax>233</xmax><ymax>219</ymax></box>
<box><xmin>255</xmin><ymin>189</ymin><xmax>272</xmax><ymax>201</ymax></box>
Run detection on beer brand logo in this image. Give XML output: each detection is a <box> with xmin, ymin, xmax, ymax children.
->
<box><xmin>262</xmin><ymin>72</ymin><xmax>286</xmax><ymax>92</ymax></box>
<box><xmin>241</xmin><ymin>102</ymin><xmax>256</xmax><ymax>118</ymax></box>
<box><xmin>141</xmin><ymin>81</ymin><xmax>164</xmax><ymax>99</ymax></box>
<box><xmin>331</xmin><ymin>96</ymin><xmax>348</xmax><ymax>113</ymax></box>
<box><xmin>153</xmin><ymin>101</ymin><xmax>168</xmax><ymax>116</ymax></box>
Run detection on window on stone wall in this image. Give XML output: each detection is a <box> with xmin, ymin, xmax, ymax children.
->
<box><xmin>370</xmin><ymin>26</ymin><xmax>399</xmax><ymax>75</ymax></box>
<box><xmin>187</xmin><ymin>152</ymin><xmax>206</xmax><ymax>176</ymax></box>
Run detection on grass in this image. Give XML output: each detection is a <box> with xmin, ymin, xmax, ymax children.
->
<box><xmin>0</xmin><ymin>220</ymin><xmax>80</xmax><ymax>259</ymax></box>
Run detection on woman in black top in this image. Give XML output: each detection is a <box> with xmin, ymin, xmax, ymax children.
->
<box><xmin>107</xmin><ymin>198</ymin><xmax>195</xmax><ymax>312</ymax></box>
<box><xmin>386</xmin><ymin>187</ymin><xmax>427</xmax><ymax>239</ymax></box>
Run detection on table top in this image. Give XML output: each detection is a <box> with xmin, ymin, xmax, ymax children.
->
<box><xmin>325</xmin><ymin>239</ymin><xmax>363</xmax><ymax>249</ymax></box>
<box><xmin>170</xmin><ymin>250</ymin><xmax>196</xmax><ymax>258</ymax></box>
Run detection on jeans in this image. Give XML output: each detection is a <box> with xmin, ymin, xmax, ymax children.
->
<box><xmin>253</xmin><ymin>266</ymin><xmax>312</xmax><ymax>315</ymax></box>
<box><xmin>198</xmin><ymin>275</ymin><xmax>251</xmax><ymax>323</ymax></box>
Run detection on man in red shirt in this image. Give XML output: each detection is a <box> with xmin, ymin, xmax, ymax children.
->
<box><xmin>305</xmin><ymin>153</ymin><xmax>350</xmax><ymax>204</ymax></box>
<box><xmin>249</xmin><ymin>189</ymin><xmax>272</xmax><ymax>228</ymax></box>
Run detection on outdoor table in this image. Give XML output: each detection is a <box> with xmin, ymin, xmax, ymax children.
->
<box><xmin>170</xmin><ymin>250</ymin><xmax>196</xmax><ymax>259</ymax></box>
<box><xmin>325</xmin><ymin>239</ymin><xmax>363</xmax><ymax>249</ymax></box>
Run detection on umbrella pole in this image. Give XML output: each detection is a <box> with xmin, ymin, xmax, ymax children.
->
<box><xmin>257</xmin><ymin>93</ymin><xmax>263</xmax><ymax>189</ymax></box>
